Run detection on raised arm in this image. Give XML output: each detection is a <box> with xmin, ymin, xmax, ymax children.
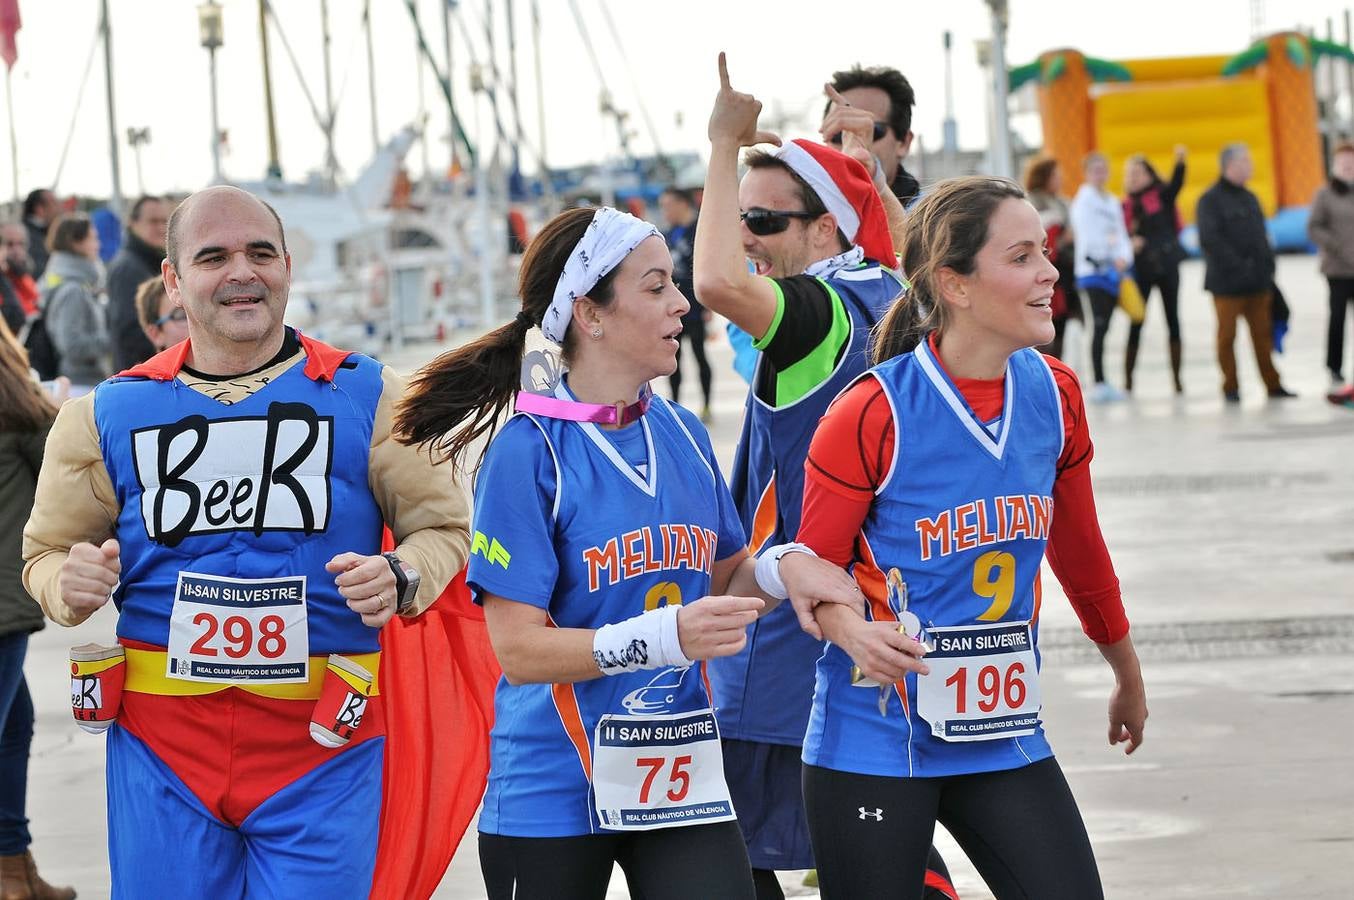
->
<box><xmin>693</xmin><ymin>52</ymin><xmax>783</xmax><ymax>339</ymax></box>
<box><xmin>820</xmin><ymin>83</ymin><xmax>906</xmax><ymax>256</ymax></box>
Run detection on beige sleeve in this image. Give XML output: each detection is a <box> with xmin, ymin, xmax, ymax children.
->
<box><xmin>21</xmin><ymin>394</ymin><xmax>121</xmax><ymax>626</ymax></box>
<box><xmin>368</xmin><ymin>366</ymin><xmax>472</xmax><ymax>616</ymax></box>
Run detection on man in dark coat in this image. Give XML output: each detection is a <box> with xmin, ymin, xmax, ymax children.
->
<box><xmin>1195</xmin><ymin>143</ymin><xmax>1294</xmax><ymax>402</ymax></box>
<box><xmin>20</xmin><ymin>190</ymin><xmax>56</xmax><ymax>279</ymax></box>
<box><xmin>105</xmin><ymin>195</ymin><xmax>169</xmax><ymax>371</ymax></box>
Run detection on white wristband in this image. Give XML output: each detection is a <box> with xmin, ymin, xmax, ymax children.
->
<box><xmin>593</xmin><ymin>604</ymin><xmax>694</xmax><ymax>676</ymax></box>
<box><xmin>754</xmin><ymin>542</ymin><xmax>818</xmax><ymax>601</ymax></box>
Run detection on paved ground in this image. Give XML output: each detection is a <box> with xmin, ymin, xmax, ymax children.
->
<box><xmin>21</xmin><ymin>256</ymin><xmax>1354</xmax><ymax>898</ymax></box>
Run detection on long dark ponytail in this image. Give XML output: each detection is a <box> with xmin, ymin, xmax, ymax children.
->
<box><xmin>872</xmin><ymin>176</ymin><xmax>1027</xmax><ymax>364</ymax></box>
<box><xmin>395</xmin><ymin>206</ymin><xmax>618</xmax><ymax>469</ymax></box>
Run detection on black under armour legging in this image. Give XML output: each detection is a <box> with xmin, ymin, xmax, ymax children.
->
<box><xmin>803</xmin><ymin>757</ymin><xmax>1103</xmax><ymax>900</ymax></box>
<box><xmin>479</xmin><ymin>820</ymin><xmax>755</xmax><ymax>900</ymax></box>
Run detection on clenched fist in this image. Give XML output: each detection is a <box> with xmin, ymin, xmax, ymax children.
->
<box><xmin>59</xmin><ymin>539</ymin><xmax>121</xmax><ymax>617</ymax></box>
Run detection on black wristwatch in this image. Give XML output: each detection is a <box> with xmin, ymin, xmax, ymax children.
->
<box><xmin>382</xmin><ymin>552</ymin><xmax>421</xmax><ymax>614</ymax></box>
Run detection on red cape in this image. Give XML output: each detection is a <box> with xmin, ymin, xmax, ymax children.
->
<box><xmin>116</xmin><ymin>331</ymin><xmax>353</xmax><ymax>383</ymax></box>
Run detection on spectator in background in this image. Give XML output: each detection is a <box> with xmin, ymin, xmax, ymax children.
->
<box><xmin>0</xmin><ymin>320</ymin><xmax>76</xmax><ymax>900</ymax></box>
<box><xmin>41</xmin><ymin>214</ymin><xmax>110</xmax><ymax>394</ymax></box>
<box><xmin>1196</xmin><ymin>143</ymin><xmax>1295</xmax><ymax>403</ymax></box>
<box><xmin>1024</xmin><ymin>156</ymin><xmax>1082</xmax><ymax>360</ymax></box>
<box><xmin>133</xmin><ymin>275</ymin><xmax>187</xmax><ymax>353</ymax></box>
<box><xmin>20</xmin><ymin>191</ymin><xmax>57</xmax><ymax>279</ymax></box>
<box><xmin>1307</xmin><ymin>140</ymin><xmax>1354</xmax><ymax>397</ymax></box>
<box><xmin>105</xmin><ymin>195</ymin><xmax>168</xmax><ymax>371</ymax></box>
<box><xmin>1070</xmin><ymin>152</ymin><xmax>1133</xmax><ymax>403</ymax></box>
<box><xmin>824</xmin><ymin>65</ymin><xmax>920</xmax><ymax>205</ymax></box>
<box><xmin>660</xmin><ymin>186</ymin><xmax>715</xmax><ymax>421</ymax></box>
<box><xmin>1123</xmin><ymin>147</ymin><xmax>1188</xmax><ymax>394</ymax></box>
<box><xmin>1</xmin><ymin>225</ymin><xmax>40</xmax><ymax>323</ymax></box>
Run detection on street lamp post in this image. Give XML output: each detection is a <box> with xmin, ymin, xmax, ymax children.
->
<box><xmin>198</xmin><ymin>1</ymin><xmax>224</xmax><ymax>184</ymax></box>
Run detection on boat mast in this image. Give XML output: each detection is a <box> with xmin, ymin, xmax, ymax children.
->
<box><xmin>320</xmin><ymin>0</ymin><xmax>338</xmax><ymax>186</ymax></box>
<box><xmin>258</xmin><ymin>0</ymin><xmax>282</xmax><ymax>179</ymax></box>
<box><xmin>100</xmin><ymin>0</ymin><xmax>123</xmax><ymax>214</ymax></box>
<box><xmin>364</xmin><ymin>0</ymin><xmax>379</xmax><ymax>155</ymax></box>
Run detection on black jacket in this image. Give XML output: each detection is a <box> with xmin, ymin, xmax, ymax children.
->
<box><xmin>24</xmin><ymin>218</ymin><xmax>49</xmax><ymax>278</ymax></box>
<box><xmin>0</xmin><ymin>428</ymin><xmax>48</xmax><ymax>639</ymax></box>
<box><xmin>1195</xmin><ymin>178</ymin><xmax>1274</xmax><ymax>295</ymax></box>
<box><xmin>105</xmin><ymin>231</ymin><xmax>163</xmax><ymax>372</ymax></box>
<box><xmin>1126</xmin><ymin>161</ymin><xmax>1185</xmax><ymax>278</ymax></box>
<box><xmin>891</xmin><ymin>166</ymin><xmax>921</xmax><ymax>206</ymax></box>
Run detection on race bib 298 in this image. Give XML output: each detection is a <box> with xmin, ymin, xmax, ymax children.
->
<box><xmin>131</xmin><ymin>403</ymin><xmax>334</xmax><ymax>546</ymax></box>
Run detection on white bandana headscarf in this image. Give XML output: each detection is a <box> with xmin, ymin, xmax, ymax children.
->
<box><xmin>540</xmin><ymin>207</ymin><xmax>661</xmax><ymax>345</ymax></box>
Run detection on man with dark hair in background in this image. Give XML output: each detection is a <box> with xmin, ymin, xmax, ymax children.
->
<box><xmin>824</xmin><ymin>65</ymin><xmax>920</xmax><ymax>205</ymax></box>
<box><xmin>21</xmin><ymin>190</ymin><xmax>57</xmax><ymax>279</ymax></box>
<box><xmin>105</xmin><ymin>195</ymin><xmax>170</xmax><ymax>370</ymax></box>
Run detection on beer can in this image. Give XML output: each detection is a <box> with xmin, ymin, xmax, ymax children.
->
<box><xmin>70</xmin><ymin>644</ymin><xmax>126</xmax><ymax>734</ymax></box>
<box><xmin>309</xmin><ymin>654</ymin><xmax>374</xmax><ymax>748</ymax></box>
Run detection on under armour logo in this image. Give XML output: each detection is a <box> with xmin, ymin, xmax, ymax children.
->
<box><xmin>858</xmin><ymin>807</ymin><xmax>884</xmax><ymax>821</ymax></box>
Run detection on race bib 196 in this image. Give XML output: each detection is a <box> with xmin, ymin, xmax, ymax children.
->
<box><xmin>916</xmin><ymin>621</ymin><xmax>1042</xmax><ymax>742</ymax></box>
<box><xmin>166</xmin><ymin>572</ymin><xmax>309</xmax><ymax>683</ymax></box>
<box><xmin>592</xmin><ymin>708</ymin><xmax>735</xmax><ymax>831</ymax></box>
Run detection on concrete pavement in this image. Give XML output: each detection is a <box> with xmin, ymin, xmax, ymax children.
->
<box><xmin>20</xmin><ymin>256</ymin><xmax>1353</xmax><ymax>898</ymax></box>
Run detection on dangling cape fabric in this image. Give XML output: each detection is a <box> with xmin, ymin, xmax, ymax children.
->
<box><xmin>368</xmin><ymin>562</ymin><xmax>500</xmax><ymax>894</ymax></box>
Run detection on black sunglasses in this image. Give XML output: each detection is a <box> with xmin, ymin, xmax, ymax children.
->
<box><xmin>740</xmin><ymin>208</ymin><xmax>818</xmax><ymax>236</ymax></box>
<box><xmin>826</xmin><ymin>122</ymin><xmax>891</xmax><ymax>145</ymax></box>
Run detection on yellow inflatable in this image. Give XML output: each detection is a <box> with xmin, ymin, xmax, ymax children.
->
<box><xmin>1011</xmin><ymin>33</ymin><xmax>1351</xmax><ymax>222</ymax></box>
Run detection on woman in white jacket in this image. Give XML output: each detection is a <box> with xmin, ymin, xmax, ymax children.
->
<box><xmin>1069</xmin><ymin>153</ymin><xmax>1133</xmax><ymax>403</ymax></box>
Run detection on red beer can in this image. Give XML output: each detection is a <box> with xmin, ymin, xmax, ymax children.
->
<box><xmin>70</xmin><ymin>644</ymin><xmax>126</xmax><ymax>734</ymax></box>
<box><xmin>309</xmin><ymin>654</ymin><xmax>374</xmax><ymax>748</ymax></box>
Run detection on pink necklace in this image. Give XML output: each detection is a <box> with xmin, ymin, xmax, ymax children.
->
<box><xmin>514</xmin><ymin>386</ymin><xmax>652</xmax><ymax>426</ymax></box>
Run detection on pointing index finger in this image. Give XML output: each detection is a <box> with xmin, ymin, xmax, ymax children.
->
<box><xmin>824</xmin><ymin>84</ymin><xmax>849</xmax><ymax>107</ymax></box>
<box><xmin>717</xmin><ymin>51</ymin><xmax>731</xmax><ymax>90</ymax></box>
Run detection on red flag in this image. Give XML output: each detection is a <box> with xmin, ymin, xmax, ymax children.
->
<box><xmin>0</xmin><ymin>0</ymin><xmax>20</xmax><ymax>70</ymax></box>
<box><xmin>370</xmin><ymin>567</ymin><xmax>500</xmax><ymax>898</ymax></box>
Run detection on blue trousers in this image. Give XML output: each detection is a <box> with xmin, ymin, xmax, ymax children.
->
<box><xmin>106</xmin><ymin>725</ymin><xmax>383</xmax><ymax>899</ymax></box>
<box><xmin>0</xmin><ymin>632</ymin><xmax>33</xmax><ymax>856</ymax></box>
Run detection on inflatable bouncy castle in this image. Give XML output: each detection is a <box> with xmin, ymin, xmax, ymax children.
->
<box><xmin>1011</xmin><ymin>32</ymin><xmax>1354</xmax><ymax>247</ymax></box>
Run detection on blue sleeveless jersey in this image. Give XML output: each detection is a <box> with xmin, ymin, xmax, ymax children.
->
<box><xmin>711</xmin><ymin>262</ymin><xmax>903</xmax><ymax>744</ymax></box>
<box><xmin>803</xmin><ymin>342</ymin><xmax>1065</xmax><ymax>777</ymax></box>
<box><xmin>468</xmin><ymin>390</ymin><xmax>746</xmax><ymax>837</ymax></box>
<box><xmin>94</xmin><ymin>355</ymin><xmax>386</xmax><ymax>655</ymax></box>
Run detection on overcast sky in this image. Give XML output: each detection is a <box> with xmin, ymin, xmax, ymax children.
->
<box><xmin>7</xmin><ymin>0</ymin><xmax>1354</xmax><ymax>200</ymax></box>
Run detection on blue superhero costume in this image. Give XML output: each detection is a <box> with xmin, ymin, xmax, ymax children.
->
<box><xmin>468</xmin><ymin>383</ymin><xmax>746</xmax><ymax>837</ymax></box>
<box><xmin>93</xmin><ymin>336</ymin><xmax>389</xmax><ymax>898</ymax></box>
<box><xmin>804</xmin><ymin>340</ymin><xmax>1065</xmax><ymax>777</ymax></box>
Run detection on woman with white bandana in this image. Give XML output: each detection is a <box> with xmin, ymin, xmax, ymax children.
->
<box><xmin>396</xmin><ymin>207</ymin><xmax>861</xmax><ymax>899</ymax></box>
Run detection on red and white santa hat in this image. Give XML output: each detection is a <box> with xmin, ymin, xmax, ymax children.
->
<box><xmin>774</xmin><ymin>138</ymin><xmax>895</xmax><ymax>266</ymax></box>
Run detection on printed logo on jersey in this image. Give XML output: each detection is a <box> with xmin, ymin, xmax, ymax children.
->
<box><xmin>858</xmin><ymin>807</ymin><xmax>884</xmax><ymax>821</ymax></box>
<box><xmin>131</xmin><ymin>402</ymin><xmax>333</xmax><ymax>547</ymax></box>
<box><xmin>582</xmin><ymin>524</ymin><xmax>719</xmax><ymax>592</ymax></box>
<box><xmin>620</xmin><ymin>666</ymin><xmax>692</xmax><ymax>716</ymax></box>
<box><xmin>472</xmin><ymin>531</ymin><xmax>512</xmax><ymax>568</ymax></box>
<box><xmin>914</xmin><ymin>494</ymin><xmax>1053</xmax><ymax>561</ymax></box>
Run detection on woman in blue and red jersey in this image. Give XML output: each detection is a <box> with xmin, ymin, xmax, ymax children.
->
<box><xmin>396</xmin><ymin>206</ymin><xmax>858</xmax><ymax>900</ymax></box>
<box><xmin>781</xmin><ymin>176</ymin><xmax>1148</xmax><ymax>900</ymax></box>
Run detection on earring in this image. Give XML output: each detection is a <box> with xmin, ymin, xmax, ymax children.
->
<box><xmin>591</xmin><ymin>328</ymin><xmax>603</xmax><ymax>339</ymax></box>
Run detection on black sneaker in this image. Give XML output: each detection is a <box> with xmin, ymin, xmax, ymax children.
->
<box><xmin>1224</xmin><ymin>390</ymin><xmax>1241</xmax><ymax>403</ymax></box>
<box><xmin>1267</xmin><ymin>386</ymin><xmax>1298</xmax><ymax>399</ymax></box>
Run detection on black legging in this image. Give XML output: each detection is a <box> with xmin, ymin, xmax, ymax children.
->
<box><xmin>804</xmin><ymin>757</ymin><xmax>1103</xmax><ymax>900</ymax></box>
<box><xmin>1327</xmin><ymin>276</ymin><xmax>1354</xmax><ymax>379</ymax></box>
<box><xmin>480</xmin><ymin>821</ymin><xmax>755</xmax><ymax>900</ymax></box>
<box><xmin>1086</xmin><ymin>287</ymin><xmax>1118</xmax><ymax>384</ymax></box>
<box><xmin>1131</xmin><ymin>267</ymin><xmax>1182</xmax><ymax>342</ymax></box>
<box><xmin>669</xmin><ymin>313</ymin><xmax>713</xmax><ymax>409</ymax></box>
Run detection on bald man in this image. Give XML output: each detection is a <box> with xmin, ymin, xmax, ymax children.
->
<box><xmin>22</xmin><ymin>186</ymin><xmax>471</xmax><ymax>896</ymax></box>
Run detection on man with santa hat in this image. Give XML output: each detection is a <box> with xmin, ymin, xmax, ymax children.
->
<box><xmin>694</xmin><ymin>55</ymin><xmax>956</xmax><ymax>900</ymax></box>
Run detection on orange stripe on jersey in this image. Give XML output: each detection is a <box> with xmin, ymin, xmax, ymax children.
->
<box><xmin>545</xmin><ymin>616</ymin><xmax>592</xmax><ymax>780</ymax></box>
<box><xmin>1032</xmin><ymin>567</ymin><xmax>1043</xmax><ymax>627</ymax></box>
<box><xmin>853</xmin><ymin>535</ymin><xmax>910</xmax><ymax>716</ymax></box>
<box><xmin>747</xmin><ymin>474</ymin><xmax>778</xmax><ymax>555</ymax></box>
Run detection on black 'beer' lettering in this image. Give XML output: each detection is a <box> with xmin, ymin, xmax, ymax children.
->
<box><xmin>255</xmin><ymin>402</ymin><xmax>322</xmax><ymax>536</ymax></box>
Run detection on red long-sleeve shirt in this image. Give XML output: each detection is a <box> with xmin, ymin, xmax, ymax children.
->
<box><xmin>798</xmin><ymin>343</ymin><xmax>1129</xmax><ymax>644</ymax></box>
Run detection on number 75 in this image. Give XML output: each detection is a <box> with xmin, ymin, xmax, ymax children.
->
<box><xmin>636</xmin><ymin>755</ymin><xmax>692</xmax><ymax>804</ymax></box>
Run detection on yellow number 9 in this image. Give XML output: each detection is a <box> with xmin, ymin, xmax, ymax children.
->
<box><xmin>972</xmin><ymin>551</ymin><xmax>1015</xmax><ymax>621</ymax></box>
<box><xmin>644</xmin><ymin>582</ymin><xmax>683</xmax><ymax>611</ymax></box>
